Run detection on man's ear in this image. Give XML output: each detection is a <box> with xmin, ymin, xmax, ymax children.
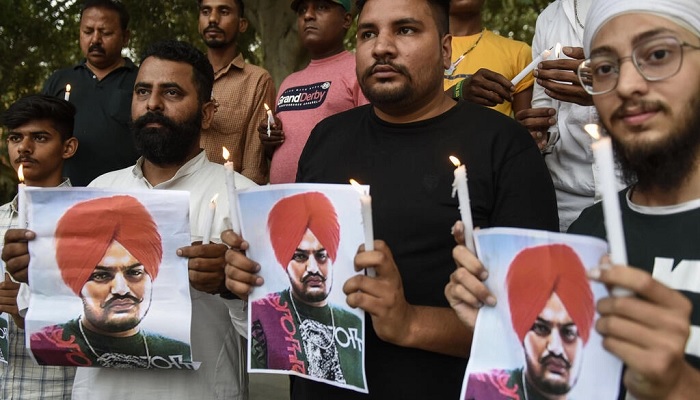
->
<box><xmin>342</xmin><ymin>12</ymin><xmax>353</xmax><ymax>30</ymax></box>
<box><xmin>441</xmin><ymin>33</ymin><xmax>453</xmax><ymax>70</ymax></box>
<box><xmin>239</xmin><ymin>18</ymin><xmax>249</xmax><ymax>34</ymax></box>
<box><xmin>62</xmin><ymin>137</ymin><xmax>79</xmax><ymax>160</ymax></box>
<box><xmin>201</xmin><ymin>100</ymin><xmax>216</xmax><ymax>130</ymax></box>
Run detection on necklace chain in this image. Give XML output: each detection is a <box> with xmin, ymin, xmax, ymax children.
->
<box><xmin>574</xmin><ymin>0</ymin><xmax>585</xmax><ymax>29</ymax></box>
<box><xmin>445</xmin><ymin>29</ymin><xmax>486</xmax><ymax>75</ymax></box>
<box><xmin>78</xmin><ymin>317</ymin><xmax>151</xmax><ymax>366</ymax></box>
<box><xmin>289</xmin><ymin>292</ymin><xmax>337</xmax><ymax>351</ymax></box>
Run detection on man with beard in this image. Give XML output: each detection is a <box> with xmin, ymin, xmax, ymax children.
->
<box><xmin>250</xmin><ymin>192</ymin><xmax>363</xmax><ymax>388</ymax></box>
<box><xmin>222</xmin><ymin>0</ymin><xmax>559</xmax><ymax>398</ymax></box>
<box><xmin>465</xmin><ymin>244</ymin><xmax>594</xmax><ymax>400</ymax></box>
<box><xmin>42</xmin><ymin>0</ymin><xmax>139</xmax><ymax>186</ymax></box>
<box><xmin>197</xmin><ymin>0</ymin><xmax>275</xmax><ymax>184</ymax></box>
<box><xmin>3</xmin><ymin>40</ymin><xmax>256</xmax><ymax>399</ymax></box>
<box><xmin>446</xmin><ymin>0</ymin><xmax>700</xmax><ymax>398</ymax></box>
<box><xmin>29</xmin><ymin>195</ymin><xmax>190</xmax><ymax>368</ymax></box>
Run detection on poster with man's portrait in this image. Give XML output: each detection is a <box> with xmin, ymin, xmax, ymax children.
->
<box><xmin>461</xmin><ymin>227</ymin><xmax>623</xmax><ymax>400</ymax></box>
<box><xmin>239</xmin><ymin>184</ymin><xmax>367</xmax><ymax>393</ymax></box>
<box><xmin>24</xmin><ymin>187</ymin><xmax>196</xmax><ymax>370</ymax></box>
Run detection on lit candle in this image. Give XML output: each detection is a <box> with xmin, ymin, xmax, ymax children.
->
<box><xmin>201</xmin><ymin>193</ymin><xmax>219</xmax><ymax>245</ymax></box>
<box><xmin>350</xmin><ymin>179</ymin><xmax>376</xmax><ymax>277</ymax></box>
<box><xmin>222</xmin><ymin>147</ymin><xmax>241</xmax><ymax>234</ymax></box>
<box><xmin>550</xmin><ymin>43</ymin><xmax>562</xmax><ymax>113</ymax></box>
<box><xmin>511</xmin><ymin>47</ymin><xmax>552</xmax><ymax>86</ymax></box>
<box><xmin>17</xmin><ymin>165</ymin><xmax>26</xmax><ymax>229</ymax></box>
<box><xmin>64</xmin><ymin>84</ymin><xmax>71</xmax><ymax>101</ymax></box>
<box><xmin>585</xmin><ymin>124</ymin><xmax>632</xmax><ymax>297</ymax></box>
<box><xmin>449</xmin><ymin>156</ymin><xmax>475</xmax><ymax>253</ymax></box>
<box><xmin>264</xmin><ymin>103</ymin><xmax>274</xmax><ymax>137</ymax></box>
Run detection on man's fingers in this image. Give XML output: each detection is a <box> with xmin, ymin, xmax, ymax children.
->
<box><xmin>2</xmin><ymin>229</ymin><xmax>35</xmax><ymax>247</ymax></box>
<box><xmin>562</xmin><ymin>46</ymin><xmax>585</xmax><ymax>60</ymax></box>
<box><xmin>177</xmin><ymin>243</ymin><xmax>227</xmax><ymax>259</ymax></box>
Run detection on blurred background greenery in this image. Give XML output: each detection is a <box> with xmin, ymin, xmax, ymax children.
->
<box><xmin>0</xmin><ymin>0</ymin><xmax>552</xmax><ymax>202</ymax></box>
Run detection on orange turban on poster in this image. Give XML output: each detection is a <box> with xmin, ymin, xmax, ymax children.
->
<box><xmin>268</xmin><ymin>192</ymin><xmax>340</xmax><ymax>269</ymax></box>
<box><xmin>506</xmin><ymin>244</ymin><xmax>595</xmax><ymax>344</ymax></box>
<box><xmin>54</xmin><ymin>195</ymin><xmax>163</xmax><ymax>296</ymax></box>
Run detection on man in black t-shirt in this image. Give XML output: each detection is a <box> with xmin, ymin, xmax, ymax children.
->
<box><xmin>222</xmin><ymin>0</ymin><xmax>558</xmax><ymax>398</ymax></box>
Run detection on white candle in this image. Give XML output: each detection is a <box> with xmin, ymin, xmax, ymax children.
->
<box><xmin>17</xmin><ymin>165</ymin><xmax>26</xmax><ymax>229</ymax></box>
<box><xmin>64</xmin><ymin>84</ymin><xmax>71</xmax><ymax>101</ymax></box>
<box><xmin>264</xmin><ymin>103</ymin><xmax>274</xmax><ymax>137</ymax></box>
<box><xmin>511</xmin><ymin>48</ymin><xmax>552</xmax><ymax>86</ymax></box>
<box><xmin>586</xmin><ymin>124</ymin><xmax>632</xmax><ymax>297</ymax></box>
<box><xmin>550</xmin><ymin>43</ymin><xmax>562</xmax><ymax>113</ymax></box>
<box><xmin>202</xmin><ymin>193</ymin><xmax>219</xmax><ymax>245</ymax></box>
<box><xmin>222</xmin><ymin>147</ymin><xmax>241</xmax><ymax>234</ymax></box>
<box><xmin>350</xmin><ymin>179</ymin><xmax>376</xmax><ymax>277</ymax></box>
<box><xmin>449</xmin><ymin>156</ymin><xmax>475</xmax><ymax>253</ymax></box>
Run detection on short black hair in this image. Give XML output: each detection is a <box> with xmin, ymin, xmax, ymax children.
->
<box><xmin>356</xmin><ymin>0</ymin><xmax>449</xmax><ymax>36</ymax></box>
<box><xmin>140</xmin><ymin>40</ymin><xmax>215</xmax><ymax>104</ymax></box>
<box><xmin>81</xmin><ymin>0</ymin><xmax>130</xmax><ymax>31</ymax></box>
<box><xmin>196</xmin><ymin>0</ymin><xmax>245</xmax><ymax>17</ymax></box>
<box><xmin>1</xmin><ymin>95</ymin><xmax>76</xmax><ymax>141</ymax></box>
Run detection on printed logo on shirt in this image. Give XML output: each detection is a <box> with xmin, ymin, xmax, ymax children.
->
<box><xmin>653</xmin><ymin>257</ymin><xmax>700</xmax><ymax>361</ymax></box>
<box><xmin>276</xmin><ymin>81</ymin><xmax>331</xmax><ymax>112</ymax></box>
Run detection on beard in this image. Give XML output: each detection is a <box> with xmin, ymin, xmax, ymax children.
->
<box><xmin>131</xmin><ymin>110</ymin><xmax>202</xmax><ymax>166</ymax></box>
<box><xmin>608</xmin><ymin>95</ymin><xmax>700</xmax><ymax>192</ymax></box>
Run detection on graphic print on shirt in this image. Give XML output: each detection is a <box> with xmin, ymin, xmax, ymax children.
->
<box><xmin>652</xmin><ymin>257</ymin><xmax>700</xmax><ymax>363</ymax></box>
<box><xmin>276</xmin><ymin>82</ymin><xmax>331</xmax><ymax>112</ymax></box>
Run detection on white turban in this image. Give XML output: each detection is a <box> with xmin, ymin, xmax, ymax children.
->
<box><xmin>583</xmin><ymin>0</ymin><xmax>700</xmax><ymax>57</ymax></box>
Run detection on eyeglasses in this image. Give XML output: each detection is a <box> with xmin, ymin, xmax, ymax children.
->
<box><xmin>577</xmin><ymin>36</ymin><xmax>700</xmax><ymax>95</ymax></box>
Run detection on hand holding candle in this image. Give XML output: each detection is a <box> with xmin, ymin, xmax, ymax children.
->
<box><xmin>511</xmin><ymin>47</ymin><xmax>552</xmax><ymax>86</ymax></box>
<box><xmin>350</xmin><ymin>179</ymin><xmax>376</xmax><ymax>277</ymax></box>
<box><xmin>64</xmin><ymin>84</ymin><xmax>71</xmax><ymax>101</ymax></box>
<box><xmin>264</xmin><ymin>103</ymin><xmax>274</xmax><ymax>137</ymax></box>
<box><xmin>450</xmin><ymin>156</ymin><xmax>475</xmax><ymax>253</ymax></box>
<box><xmin>201</xmin><ymin>193</ymin><xmax>219</xmax><ymax>245</ymax></box>
<box><xmin>585</xmin><ymin>124</ymin><xmax>632</xmax><ymax>297</ymax></box>
<box><xmin>222</xmin><ymin>147</ymin><xmax>241</xmax><ymax>234</ymax></box>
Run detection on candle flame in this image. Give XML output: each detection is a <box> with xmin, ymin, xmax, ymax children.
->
<box><xmin>210</xmin><ymin>193</ymin><xmax>219</xmax><ymax>204</ymax></box>
<box><xmin>65</xmin><ymin>84</ymin><xmax>71</xmax><ymax>92</ymax></box>
<box><xmin>449</xmin><ymin>156</ymin><xmax>461</xmax><ymax>167</ymax></box>
<box><xmin>264</xmin><ymin>103</ymin><xmax>270</xmax><ymax>112</ymax></box>
<box><xmin>541</xmin><ymin>49</ymin><xmax>552</xmax><ymax>60</ymax></box>
<box><xmin>585</xmin><ymin>124</ymin><xmax>600</xmax><ymax>140</ymax></box>
<box><xmin>349</xmin><ymin>179</ymin><xmax>367</xmax><ymax>195</ymax></box>
<box><xmin>554</xmin><ymin>43</ymin><xmax>562</xmax><ymax>58</ymax></box>
<box><xmin>17</xmin><ymin>164</ymin><xmax>24</xmax><ymax>183</ymax></box>
<box><xmin>222</xmin><ymin>146</ymin><xmax>230</xmax><ymax>161</ymax></box>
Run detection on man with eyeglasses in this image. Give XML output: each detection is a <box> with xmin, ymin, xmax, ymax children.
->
<box><xmin>567</xmin><ymin>0</ymin><xmax>700</xmax><ymax>398</ymax></box>
<box><xmin>250</xmin><ymin>192</ymin><xmax>363</xmax><ymax>388</ymax></box>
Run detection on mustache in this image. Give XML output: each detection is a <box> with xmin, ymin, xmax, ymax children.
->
<box><xmin>301</xmin><ymin>272</ymin><xmax>326</xmax><ymax>283</ymax></box>
<box><xmin>539</xmin><ymin>353</ymin><xmax>571</xmax><ymax>370</ymax></box>
<box><xmin>612</xmin><ymin>99</ymin><xmax>668</xmax><ymax>119</ymax></box>
<box><xmin>362</xmin><ymin>60</ymin><xmax>410</xmax><ymax>81</ymax></box>
<box><xmin>88</xmin><ymin>44</ymin><xmax>105</xmax><ymax>54</ymax></box>
<box><xmin>204</xmin><ymin>24</ymin><xmax>224</xmax><ymax>34</ymax></box>
<box><xmin>15</xmin><ymin>156</ymin><xmax>38</xmax><ymax>164</ymax></box>
<box><xmin>103</xmin><ymin>294</ymin><xmax>142</xmax><ymax>308</ymax></box>
<box><xmin>132</xmin><ymin>111</ymin><xmax>178</xmax><ymax>131</ymax></box>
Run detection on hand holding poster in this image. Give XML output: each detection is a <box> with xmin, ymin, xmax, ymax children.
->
<box><xmin>239</xmin><ymin>184</ymin><xmax>367</xmax><ymax>393</ymax></box>
<box><xmin>461</xmin><ymin>228</ymin><xmax>623</xmax><ymax>400</ymax></box>
<box><xmin>24</xmin><ymin>188</ymin><xmax>196</xmax><ymax>369</ymax></box>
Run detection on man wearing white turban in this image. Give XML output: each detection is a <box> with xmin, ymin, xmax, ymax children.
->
<box><xmin>568</xmin><ymin>0</ymin><xmax>700</xmax><ymax>398</ymax></box>
<box><xmin>445</xmin><ymin>0</ymin><xmax>700</xmax><ymax>398</ymax></box>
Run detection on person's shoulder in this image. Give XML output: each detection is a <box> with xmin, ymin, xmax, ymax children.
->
<box><xmin>317</xmin><ymin>104</ymin><xmax>372</xmax><ymax>127</ymax></box>
<box><xmin>88</xmin><ymin>165</ymin><xmax>135</xmax><ymax>188</ymax></box>
<box><xmin>484</xmin><ymin>30</ymin><xmax>530</xmax><ymax>49</ymax></box>
<box><xmin>568</xmin><ymin>201</ymin><xmax>604</xmax><ymax>235</ymax></box>
<box><xmin>538</xmin><ymin>0</ymin><xmax>564</xmax><ymax>23</ymax></box>
<box><xmin>242</xmin><ymin>62</ymin><xmax>274</xmax><ymax>81</ymax></box>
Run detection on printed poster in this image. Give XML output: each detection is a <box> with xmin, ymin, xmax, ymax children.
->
<box><xmin>462</xmin><ymin>227</ymin><xmax>623</xmax><ymax>399</ymax></box>
<box><xmin>240</xmin><ymin>184</ymin><xmax>367</xmax><ymax>393</ymax></box>
<box><xmin>24</xmin><ymin>187</ymin><xmax>196</xmax><ymax>369</ymax></box>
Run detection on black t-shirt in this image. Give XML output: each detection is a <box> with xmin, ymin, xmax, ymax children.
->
<box><xmin>294</xmin><ymin>100</ymin><xmax>559</xmax><ymax>399</ymax></box>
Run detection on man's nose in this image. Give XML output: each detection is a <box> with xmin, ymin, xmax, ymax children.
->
<box><xmin>90</xmin><ymin>31</ymin><xmax>102</xmax><ymax>45</ymax></box>
<box><xmin>16</xmin><ymin>136</ymin><xmax>32</xmax><ymax>154</ymax></box>
<box><xmin>306</xmin><ymin>255</ymin><xmax>320</xmax><ymax>273</ymax></box>
<box><xmin>111</xmin><ymin>272</ymin><xmax>130</xmax><ymax>295</ymax></box>
<box><xmin>372</xmin><ymin>31</ymin><xmax>398</xmax><ymax>60</ymax></box>
<box><xmin>546</xmin><ymin>328</ymin><xmax>565</xmax><ymax>356</ymax></box>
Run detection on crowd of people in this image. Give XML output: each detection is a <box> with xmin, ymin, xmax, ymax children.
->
<box><xmin>1</xmin><ymin>0</ymin><xmax>699</xmax><ymax>399</ymax></box>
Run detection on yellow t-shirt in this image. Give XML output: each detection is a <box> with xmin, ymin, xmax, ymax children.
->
<box><xmin>444</xmin><ymin>30</ymin><xmax>534</xmax><ymax>116</ymax></box>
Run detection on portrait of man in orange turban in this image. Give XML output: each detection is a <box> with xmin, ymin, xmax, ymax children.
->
<box><xmin>29</xmin><ymin>195</ymin><xmax>189</xmax><ymax>368</ymax></box>
<box><xmin>466</xmin><ymin>244</ymin><xmax>595</xmax><ymax>400</ymax></box>
<box><xmin>250</xmin><ymin>191</ymin><xmax>364</xmax><ymax>388</ymax></box>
